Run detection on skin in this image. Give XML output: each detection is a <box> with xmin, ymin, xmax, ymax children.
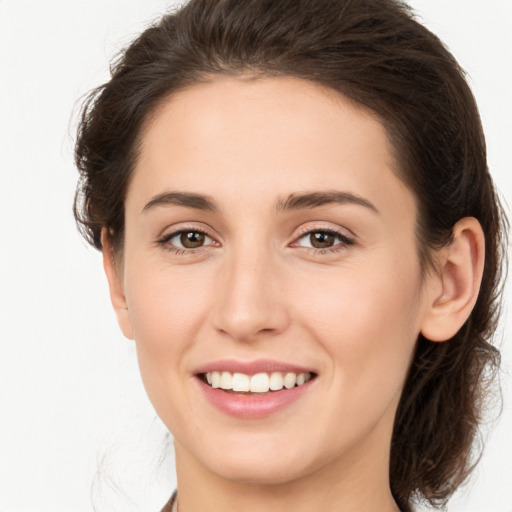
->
<box><xmin>103</xmin><ymin>76</ymin><xmax>485</xmax><ymax>512</ymax></box>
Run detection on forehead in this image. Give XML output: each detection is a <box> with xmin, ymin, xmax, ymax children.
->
<box><xmin>129</xmin><ymin>76</ymin><xmax>415</xmax><ymax>220</ymax></box>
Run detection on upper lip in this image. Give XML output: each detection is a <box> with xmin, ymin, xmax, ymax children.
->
<box><xmin>194</xmin><ymin>359</ymin><xmax>316</xmax><ymax>376</ymax></box>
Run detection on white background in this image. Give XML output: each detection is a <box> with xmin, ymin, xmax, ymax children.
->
<box><xmin>0</xmin><ymin>1</ymin><xmax>510</xmax><ymax>511</ymax></box>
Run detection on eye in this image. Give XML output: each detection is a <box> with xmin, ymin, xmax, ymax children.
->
<box><xmin>294</xmin><ymin>229</ymin><xmax>353</xmax><ymax>251</ymax></box>
<box><xmin>160</xmin><ymin>229</ymin><xmax>216</xmax><ymax>251</ymax></box>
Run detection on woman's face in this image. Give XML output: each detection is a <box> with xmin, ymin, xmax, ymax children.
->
<box><xmin>112</xmin><ymin>77</ymin><xmax>433</xmax><ymax>485</ymax></box>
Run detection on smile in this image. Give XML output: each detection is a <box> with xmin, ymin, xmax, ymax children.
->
<box><xmin>202</xmin><ymin>371</ymin><xmax>314</xmax><ymax>394</ymax></box>
<box><xmin>196</xmin><ymin>364</ymin><xmax>317</xmax><ymax>419</ymax></box>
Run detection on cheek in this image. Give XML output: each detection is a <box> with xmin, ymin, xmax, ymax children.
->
<box><xmin>122</xmin><ymin>263</ymin><xmax>214</xmax><ymax>415</ymax></box>
<box><xmin>294</xmin><ymin>255</ymin><xmax>422</xmax><ymax>393</ymax></box>
<box><xmin>286</xmin><ymin>258</ymin><xmax>423</xmax><ymax>457</ymax></box>
<box><xmin>125</xmin><ymin>263</ymin><xmax>209</xmax><ymax>349</ymax></box>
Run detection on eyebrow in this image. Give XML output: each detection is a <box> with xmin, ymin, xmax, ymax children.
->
<box><xmin>142</xmin><ymin>191</ymin><xmax>218</xmax><ymax>213</ymax></box>
<box><xmin>142</xmin><ymin>189</ymin><xmax>379</xmax><ymax>215</ymax></box>
<box><xmin>276</xmin><ymin>191</ymin><xmax>379</xmax><ymax>214</ymax></box>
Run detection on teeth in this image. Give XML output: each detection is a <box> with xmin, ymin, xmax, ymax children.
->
<box><xmin>220</xmin><ymin>371</ymin><xmax>232</xmax><ymax>390</ymax></box>
<box><xmin>211</xmin><ymin>371</ymin><xmax>221</xmax><ymax>388</ymax></box>
<box><xmin>283</xmin><ymin>372</ymin><xmax>296</xmax><ymax>389</ymax></box>
<box><xmin>204</xmin><ymin>371</ymin><xmax>312</xmax><ymax>392</ymax></box>
<box><xmin>269</xmin><ymin>372</ymin><xmax>284</xmax><ymax>390</ymax></box>
<box><xmin>250</xmin><ymin>372</ymin><xmax>270</xmax><ymax>392</ymax></box>
<box><xmin>232</xmin><ymin>373</ymin><xmax>250</xmax><ymax>392</ymax></box>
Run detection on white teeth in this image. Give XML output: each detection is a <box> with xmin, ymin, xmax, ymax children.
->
<box><xmin>220</xmin><ymin>371</ymin><xmax>232</xmax><ymax>390</ymax></box>
<box><xmin>269</xmin><ymin>372</ymin><xmax>284</xmax><ymax>390</ymax></box>
<box><xmin>250</xmin><ymin>372</ymin><xmax>270</xmax><ymax>392</ymax></box>
<box><xmin>211</xmin><ymin>371</ymin><xmax>221</xmax><ymax>388</ymax></box>
<box><xmin>232</xmin><ymin>373</ymin><xmax>250</xmax><ymax>392</ymax></box>
<box><xmin>283</xmin><ymin>372</ymin><xmax>296</xmax><ymax>389</ymax></box>
<box><xmin>204</xmin><ymin>371</ymin><xmax>313</xmax><ymax>392</ymax></box>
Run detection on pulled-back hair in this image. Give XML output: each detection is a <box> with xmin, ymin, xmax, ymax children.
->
<box><xmin>74</xmin><ymin>0</ymin><xmax>507</xmax><ymax>509</ymax></box>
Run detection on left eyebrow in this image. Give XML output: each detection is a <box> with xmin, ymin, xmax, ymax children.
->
<box><xmin>275</xmin><ymin>190</ymin><xmax>379</xmax><ymax>214</ymax></box>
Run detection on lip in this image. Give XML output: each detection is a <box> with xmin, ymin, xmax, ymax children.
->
<box><xmin>194</xmin><ymin>359</ymin><xmax>317</xmax><ymax>419</ymax></box>
<box><xmin>196</xmin><ymin>377</ymin><xmax>315</xmax><ymax>419</ymax></box>
<box><xmin>194</xmin><ymin>358</ymin><xmax>315</xmax><ymax>375</ymax></box>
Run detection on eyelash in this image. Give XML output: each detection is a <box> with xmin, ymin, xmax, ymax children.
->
<box><xmin>293</xmin><ymin>227</ymin><xmax>355</xmax><ymax>255</ymax></box>
<box><xmin>157</xmin><ymin>227</ymin><xmax>355</xmax><ymax>256</ymax></box>
<box><xmin>157</xmin><ymin>226</ymin><xmax>214</xmax><ymax>256</ymax></box>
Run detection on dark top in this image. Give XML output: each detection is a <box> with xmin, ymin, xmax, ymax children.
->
<box><xmin>160</xmin><ymin>490</ymin><xmax>177</xmax><ymax>512</ymax></box>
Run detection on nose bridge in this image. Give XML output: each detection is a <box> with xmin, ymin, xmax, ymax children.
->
<box><xmin>213</xmin><ymin>238</ymin><xmax>288</xmax><ymax>341</ymax></box>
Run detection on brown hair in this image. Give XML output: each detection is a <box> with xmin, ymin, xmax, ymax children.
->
<box><xmin>73</xmin><ymin>0</ymin><xmax>507</xmax><ymax>509</ymax></box>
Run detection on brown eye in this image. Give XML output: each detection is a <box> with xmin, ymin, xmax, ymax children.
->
<box><xmin>309</xmin><ymin>232</ymin><xmax>335</xmax><ymax>249</ymax></box>
<box><xmin>163</xmin><ymin>229</ymin><xmax>215</xmax><ymax>251</ymax></box>
<box><xmin>295</xmin><ymin>229</ymin><xmax>353</xmax><ymax>252</ymax></box>
<box><xmin>180</xmin><ymin>231</ymin><xmax>205</xmax><ymax>248</ymax></box>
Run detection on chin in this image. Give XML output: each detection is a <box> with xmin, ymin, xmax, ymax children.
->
<box><xmin>188</xmin><ymin>435</ymin><xmax>329</xmax><ymax>486</ymax></box>
<box><xmin>207</xmin><ymin>457</ymin><xmax>311</xmax><ymax>485</ymax></box>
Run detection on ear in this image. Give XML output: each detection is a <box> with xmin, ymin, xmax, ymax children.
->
<box><xmin>420</xmin><ymin>217</ymin><xmax>485</xmax><ymax>342</ymax></box>
<box><xmin>101</xmin><ymin>229</ymin><xmax>134</xmax><ymax>340</ymax></box>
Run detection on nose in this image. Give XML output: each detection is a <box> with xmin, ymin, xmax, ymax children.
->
<box><xmin>212</xmin><ymin>247</ymin><xmax>290</xmax><ymax>342</ymax></box>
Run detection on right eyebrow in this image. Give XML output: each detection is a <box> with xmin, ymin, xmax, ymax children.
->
<box><xmin>141</xmin><ymin>191</ymin><xmax>218</xmax><ymax>214</ymax></box>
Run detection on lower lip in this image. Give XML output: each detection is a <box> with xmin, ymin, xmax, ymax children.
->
<box><xmin>197</xmin><ymin>377</ymin><xmax>315</xmax><ymax>419</ymax></box>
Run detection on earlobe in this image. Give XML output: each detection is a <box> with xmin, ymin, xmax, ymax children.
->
<box><xmin>420</xmin><ymin>217</ymin><xmax>485</xmax><ymax>342</ymax></box>
<box><xmin>101</xmin><ymin>229</ymin><xmax>134</xmax><ymax>340</ymax></box>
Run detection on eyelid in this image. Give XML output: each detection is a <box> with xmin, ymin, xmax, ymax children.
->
<box><xmin>156</xmin><ymin>222</ymin><xmax>355</xmax><ymax>255</ymax></box>
<box><xmin>292</xmin><ymin>221</ymin><xmax>356</xmax><ymax>242</ymax></box>
<box><xmin>157</xmin><ymin>223</ymin><xmax>220</xmax><ymax>252</ymax></box>
<box><xmin>293</xmin><ymin>222</ymin><xmax>354</xmax><ymax>239</ymax></box>
<box><xmin>158</xmin><ymin>221</ymin><xmax>217</xmax><ymax>240</ymax></box>
<box><xmin>290</xmin><ymin>224</ymin><xmax>356</xmax><ymax>251</ymax></box>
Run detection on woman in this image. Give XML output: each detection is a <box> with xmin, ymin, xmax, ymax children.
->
<box><xmin>73</xmin><ymin>0</ymin><xmax>507</xmax><ymax>510</ymax></box>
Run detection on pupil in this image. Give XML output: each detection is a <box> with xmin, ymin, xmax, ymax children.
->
<box><xmin>181</xmin><ymin>231</ymin><xmax>205</xmax><ymax>248</ymax></box>
<box><xmin>311</xmin><ymin>232</ymin><xmax>334</xmax><ymax>248</ymax></box>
